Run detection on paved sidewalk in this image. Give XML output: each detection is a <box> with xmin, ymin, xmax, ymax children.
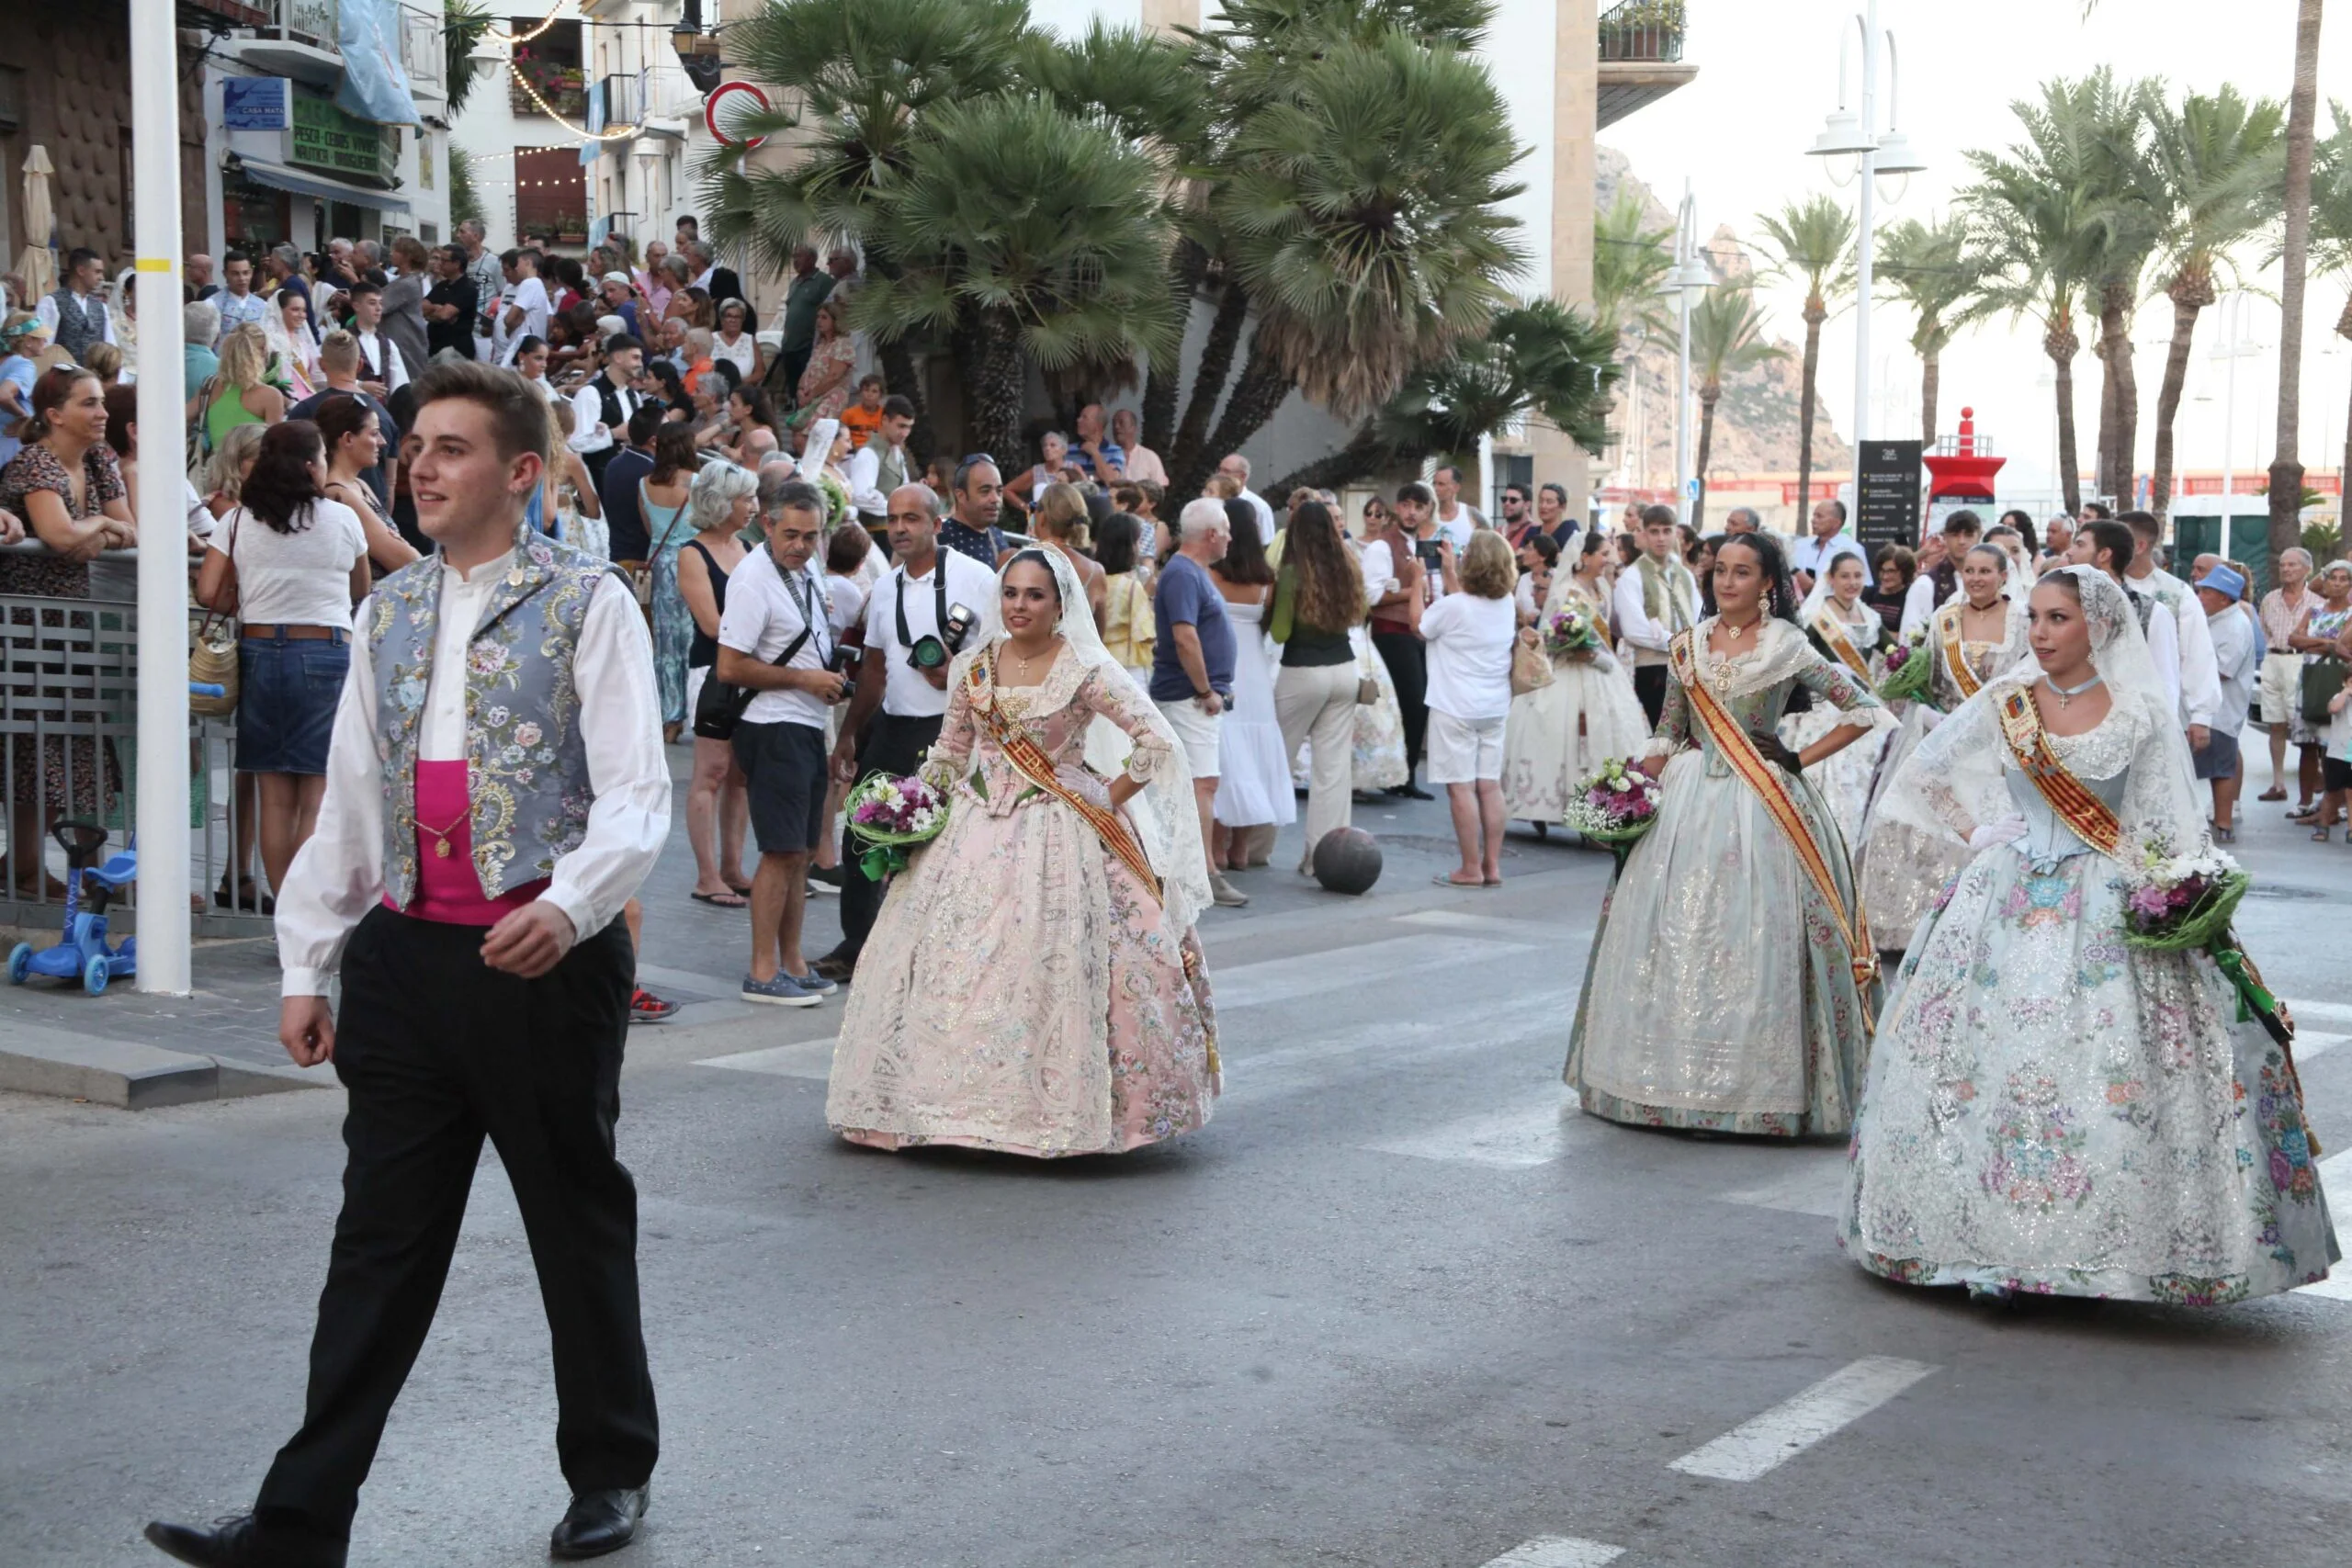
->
<box><xmin>4</xmin><ymin>747</ymin><xmax>1566</xmax><ymax>1079</ymax></box>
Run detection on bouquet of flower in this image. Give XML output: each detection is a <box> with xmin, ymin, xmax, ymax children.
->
<box><xmin>2112</xmin><ymin>833</ymin><xmax>2249</xmax><ymax>952</ymax></box>
<box><xmin>1543</xmin><ymin>604</ymin><xmax>1600</xmax><ymax>661</ymax></box>
<box><xmin>1561</xmin><ymin>756</ymin><xmax>1663</xmax><ymax>861</ymax></box>
<box><xmin>1876</xmin><ymin>627</ymin><xmax>1933</xmax><ymax>705</ymax></box>
<box><xmin>846</xmin><ymin>772</ymin><xmax>949</xmax><ymax>880</ymax></box>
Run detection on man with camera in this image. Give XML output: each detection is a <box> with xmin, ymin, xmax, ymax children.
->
<box><xmin>717</xmin><ymin>480</ymin><xmax>850</xmax><ymax>1009</ymax></box>
<box><xmin>812</xmin><ymin>482</ymin><xmax>999</xmax><ymax>986</ymax></box>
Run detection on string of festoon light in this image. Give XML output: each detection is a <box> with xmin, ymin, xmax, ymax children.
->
<box><xmin>460</xmin><ymin>0</ymin><xmax>717</xmax><ymax>143</ymax></box>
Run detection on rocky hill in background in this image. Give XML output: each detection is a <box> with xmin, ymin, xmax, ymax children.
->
<box><xmin>1596</xmin><ymin>146</ymin><xmax>1852</xmax><ymax>490</ymax></box>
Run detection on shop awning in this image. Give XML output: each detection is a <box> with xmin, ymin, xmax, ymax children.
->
<box><xmin>231</xmin><ymin>159</ymin><xmax>411</xmax><ymax>214</ymax></box>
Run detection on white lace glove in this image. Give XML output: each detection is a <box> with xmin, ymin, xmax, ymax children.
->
<box><xmin>1966</xmin><ymin>815</ymin><xmax>2027</xmax><ymax>852</ymax></box>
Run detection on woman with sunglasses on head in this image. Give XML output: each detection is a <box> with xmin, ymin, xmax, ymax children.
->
<box><xmin>1566</xmin><ymin>531</ymin><xmax>1894</xmax><ymax>1137</ymax></box>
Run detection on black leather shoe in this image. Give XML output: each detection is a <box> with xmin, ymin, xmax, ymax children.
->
<box><xmin>144</xmin><ymin>1515</ymin><xmax>345</xmax><ymax>1567</ymax></box>
<box><xmin>549</xmin><ymin>1486</ymin><xmax>649</xmax><ymax>1560</ymax></box>
<box><xmin>809</xmin><ymin>954</ymin><xmax>854</xmax><ymax>984</ymax></box>
<box><xmin>1398</xmin><ymin>783</ymin><xmax>1434</xmax><ymax>801</ymax></box>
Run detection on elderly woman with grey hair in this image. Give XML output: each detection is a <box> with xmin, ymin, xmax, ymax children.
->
<box><xmin>677</xmin><ymin>460</ymin><xmax>761</xmax><ymax>902</ymax></box>
<box><xmin>2258</xmin><ymin>546</ymin><xmax>2319</xmax><ymax>807</ymax></box>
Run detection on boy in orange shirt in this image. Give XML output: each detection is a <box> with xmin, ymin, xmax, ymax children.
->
<box><xmin>841</xmin><ymin>373</ymin><xmax>887</xmax><ymax>449</ymax></box>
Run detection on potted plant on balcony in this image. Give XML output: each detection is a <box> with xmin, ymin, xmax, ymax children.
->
<box><xmin>551</xmin><ymin>210</ymin><xmax>589</xmax><ymax>247</ymax></box>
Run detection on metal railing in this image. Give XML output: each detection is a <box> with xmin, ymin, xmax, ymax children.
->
<box><xmin>1598</xmin><ymin>0</ymin><xmax>1686</xmax><ymax>63</ymax></box>
<box><xmin>596</xmin><ymin>72</ymin><xmax>642</xmax><ymax>130</ymax></box>
<box><xmin>2</xmin><ymin>586</ymin><xmax>273</xmax><ymax>940</ymax></box>
<box><xmin>400</xmin><ymin>1</ymin><xmax>445</xmax><ymax>89</ymax></box>
<box><xmin>277</xmin><ymin>0</ymin><xmax>342</xmax><ymax>54</ymax></box>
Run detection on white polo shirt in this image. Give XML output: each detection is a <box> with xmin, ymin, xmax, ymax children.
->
<box><xmin>860</xmin><ymin>547</ymin><xmax>1001</xmax><ymax>718</ymax></box>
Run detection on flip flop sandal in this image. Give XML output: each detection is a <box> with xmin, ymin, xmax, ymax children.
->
<box><xmin>690</xmin><ymin>889</ymin><xmax>749</xmax><ymax>908</ymax></box>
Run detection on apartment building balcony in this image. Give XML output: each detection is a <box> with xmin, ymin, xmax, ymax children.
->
<box><xmin>1596</xmin><ymin>0</ymin><xmax>1697</xmax><ymax>130</ymax></box>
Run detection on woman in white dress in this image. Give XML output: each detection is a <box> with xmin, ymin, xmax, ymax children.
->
<box><xmin>1854</xmin><ymin>541</ymin><xmax>2030</xmax><ymax>954</ymax></box>
<box><xmin>1211</xmin><ymin>500</ymin><xmax>1296</xmax><ymax>867</ymax></box>
<box><xmin>1501</xmin><ymin>527</ymin><xmax>1652</xmax><ymax>832</ymax></box>
<box><xmin>1566</xmin><ymin>533</ymin><xmax>1896</xmax><ymax>1135</ymax></box>
<box><xmin>1844</xmin><ymin>566</ymin><xmax>2335</xmax><ymax>1303</ymax></box>
<box><xmin>1781</xmin><ymin>552</ymin><xmax>1890</xmax><ymax>844</ymax></box>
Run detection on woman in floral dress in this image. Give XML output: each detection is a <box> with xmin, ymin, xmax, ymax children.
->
<box><xmin>1566</xmin><ymin>533</ymin><xmax>1894</xmax><ymax>1136</ymax></box>
<box><xmin>1854</xmin><ymin>542</ymin><xmax>2030</xmax><ymax>953</ymax></box>
<box><xmin>1843</xmin><ymin>566</ymin><xmax>2335</xmax><ymax>1303</ymax></box>
<box><xmin>0</xmin><ymin>367</ymin><xmax>133</xmax><ymax>893</ymax></box>
<box><xmin>828</xmin><ymin>549</ymin><xmax>1219</xmax><ymax>1156</ymax></box>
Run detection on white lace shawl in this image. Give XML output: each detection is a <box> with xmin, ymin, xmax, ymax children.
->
<box><xmin>1873</xmin><ymin>565</ymin><xmax>2208</xmax><ymax>862</ymax></box>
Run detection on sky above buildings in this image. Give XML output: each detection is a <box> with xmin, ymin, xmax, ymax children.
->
<box><xmin>1607</xmin><ymin>0</ymin><xmax>2352</xmax><ymax>507</ymax></box>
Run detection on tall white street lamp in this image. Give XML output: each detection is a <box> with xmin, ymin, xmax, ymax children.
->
<box><xmin>1660</xmin><ymin>180</ymin><xmax>1712</xmax><ymax>517</ymax></box>
<box><xmin>1806</xmin><ymin>3</ymin><xmax>1927</xmax><ymax>513</ymax></box>
<box><xmin>130</xmin><ymin>0</ymin><xmax>189</xmax><ymax>993</ymax></box>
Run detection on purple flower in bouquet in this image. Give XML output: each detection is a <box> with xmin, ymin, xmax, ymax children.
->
<box><xmin>2127</xmin><ymin>884</ymin><xmax>2175</xmax><ymax>920</ymax></box>
<box><xmin>1884</xmin><ymin>642</ymin><xmax>1913</xmax><ymax>671</ymax></box>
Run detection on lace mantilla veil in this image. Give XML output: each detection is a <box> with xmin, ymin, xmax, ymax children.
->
<box><xmin>989</xmin><ymin>547</ymin><xmax>1214</xmax><ymax>939</ymax></box>
<box><xmin>1872</xmin><ymin>563</ymin><xmax>2206</xmax><ymax>858</ymax></box>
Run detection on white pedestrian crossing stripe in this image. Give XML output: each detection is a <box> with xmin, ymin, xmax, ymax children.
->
<box><xmin>1367</xmin><ymin>1097</ymin><xmax>1583</xmax><ymax>1168</ymax></box>
<box><xmin>1713</xmin><ymin>1150</ymin><xmax>1848</xmax><ymax>1219</ymax></box>
<box><xmin>1668</xmin><ymin>1357</ymin><xmax>1939</xmax><ymax>1481</ymax></box>
<box><xmin>2293</xmin><ymin>1147</ymin><xmax>2352</xmax><ymax>1302</ymax></box>
<box><xmin>1477</xmin><ymin>1538</ymin><xmax>1625</xmax><ymax>1568</ymax></box>
<box><xmin>697</xmin><ymin>1037</ymin><xmax>836</xmax><ymax>1081</ymax></box>
<box><xmin>1213</xmin><ymin>933</ymin><xmax>1534</xmax><ymax>1010</ymax></box>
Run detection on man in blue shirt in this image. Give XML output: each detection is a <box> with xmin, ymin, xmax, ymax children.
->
<box><xmin>1788</xmin><ymin>497</ymin><xmax>1870</xmax><ymax>597</ymax></box>
<box><xmin>1069</xmin><ymin>401</ymin><xmax>1126</xmax><ymax>482</ymax></box>
<box><xmin>1150</xmin><ymin>497</ymin><xmax>1247</xmax><ymax>908</ymax></box>
<box><xmin>598</xmin><ymin>404</ymin><xmax>666</xmax><ymax>565</ymax></box>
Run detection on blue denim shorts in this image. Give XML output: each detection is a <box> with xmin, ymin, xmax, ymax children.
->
<box><xmin>235</xmin><ymin>632</ymin><xmax>349</xmax><ymax>776</ymax></box>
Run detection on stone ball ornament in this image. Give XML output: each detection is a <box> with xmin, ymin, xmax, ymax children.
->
<box><xmin>1310</xmin><ymin>826</ymin><xmax>1383</xmax><ymax>896</ymax></box>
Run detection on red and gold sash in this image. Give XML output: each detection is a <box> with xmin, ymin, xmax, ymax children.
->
<box><xmin>1809</xmin><ymin>605</ymin><xmax>1873</xmax><ymax>681</ymax></box>
<box><xmin>1996</xmin><ymin>686</ymin><xmax>2122</xmax><ymax>856</ymax></box>
<box><xmin>1936</xmin><ymin>602</ymin><xmax>1987</xmax><ymax>703</ymax></box>
<box><xmin>1668</xmin><ymin>633</ymin><xmax>1878</xmax><ymax>1003</ymax></box>
<box><xmin>965</xmin><ymin>650</ymin><xmax>1164</xmax><ymax>897</ymax></box>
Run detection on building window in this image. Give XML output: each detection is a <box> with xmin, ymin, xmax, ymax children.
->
<box><xmin>510</xmin><ymin>20</ymin><xmax>587</xmax><ymax>119</ymax></box>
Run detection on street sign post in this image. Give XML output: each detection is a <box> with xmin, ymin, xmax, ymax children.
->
<box><xmin>1855</xmin><ymin>439</ymin><xmax>1922</xmax><ymax>550</ymax></box>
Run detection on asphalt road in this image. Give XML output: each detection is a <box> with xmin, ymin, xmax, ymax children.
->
<box><xmin>4</xmin><ymin>782</ymin><xmax>2349</xmax><ymax>1568</ymax></box>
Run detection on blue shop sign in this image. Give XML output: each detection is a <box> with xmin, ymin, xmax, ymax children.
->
<box><xmin>224</xmin><ymin>78</ymin><xmax>292</xmax><ymax>131</ymax></box>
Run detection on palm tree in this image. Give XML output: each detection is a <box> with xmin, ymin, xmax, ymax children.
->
<box><xmin>855</xmin><ymin>96</ymin><xmax>1181</xmax><ymax>465</ymax></box>
<box><xmin>2141</xmin><ymin>85</ymin><xmax>2285</xmax><ymax>520</ymax></box>
<box><xmin>2269</xmin><ymin>0</ymin><xmax>2325</xmax><ymax>563</ymax></box>
<box><xmin>442</xmin><ymin>0</ymin><xmax>493</xmax><ymax>118</ymax></box>
<box><xmin>1687</xmin><ymin>284</ymin><xmax>1784</xmax><ymax>530</ymax></box>
<box><xmin>2067</xmin><ymin>71</ymin><xmax>2157</xmax><ymax>507</ymax></box>
<box><xmin>1755</xmin><ymin>195</ymin><xmax>1855</xmax><ymax>522</ymax></box>
<box><xmin>700</xmin><ymin>0</ymin><xmax>1035</xmax><ymax>446</ymax></box>
<box><xmin>1964</xmin><ymin>89</ymin><xmax>2112</xmax><ymax>516</ymax></box>
<box><xmin>1265</xmin><ymin>299</ymin><xmax>1623</xmax><ymax>497</ymax></box>
<box><xmin>1591</xmin><ymin>187</ymin><xmax>1675</xmax><ymax>344</ymax></box>
<box><xmin>1177</xmin><ymin>28</ymin><xmax>1527</xmax><ymax>496</ymax></box>
<box><xmin>2308</xmin><ymin>104</ymin><xmax>2352</xmax><ymax>514</ymax></box>
<box><xmin>1877</xmin><ymin>215</ymin><xmax>1990</xmax><ymax>446</ymax></box>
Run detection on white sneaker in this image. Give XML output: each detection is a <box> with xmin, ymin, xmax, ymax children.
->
<box><xmin>1210</xmin><ymin>874</ymin><xmax>1250</xmax><ymax>908</ymax></box>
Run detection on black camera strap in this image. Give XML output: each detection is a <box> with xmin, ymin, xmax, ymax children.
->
<box><xmin>784</xmin><ymin>567</ymin><xmax>831</xmax><ymax>668</ymax></box>
<box><xmin>895</xmin><ymin>557</ymin><xmax>949</xmax><ymax>652</ymax></box>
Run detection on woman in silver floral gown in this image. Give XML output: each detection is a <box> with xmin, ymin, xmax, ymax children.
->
<box><xmin>1566</xmin><ymin>534</ymin><xmax>1895</xmax><ymax>1136</ymax></box>
<box><xmin>828</xmin><ymin>550</ymin><xmax>1219</xmax><ymax>1156</ymax></box>
<box><xmin>1843</xmin><ymin>566</ymin><xmax>2335</xmax><ymax>1303</ymax></box>
<box><xmin>1854</xmin><ymin>541</ymin><xmax>2030</xmax><ymax>952</ymax></box>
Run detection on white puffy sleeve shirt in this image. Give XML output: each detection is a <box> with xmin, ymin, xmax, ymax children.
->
<box><xmin>273</xmin><ymin>554</ymin><xmax>671</xmax><ymax>996</ymax></box>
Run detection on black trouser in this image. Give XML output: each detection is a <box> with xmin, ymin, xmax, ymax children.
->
<box><xmin>830</xmin><ymin>709</ymin><xmax>944</xmax><ymax>964</ymax></box>
<box><xmin>1634</xmin><ymin>663</ymin><xmax>1669</xmax><ymax>728</ymax></box>
<box><xmin>1371</xmin><ymin>628</ymin><xmax>1428</xmax><ymax>777</ymax></box>
<box><xmin>254</xmin><ymin>907</ymin><xmax>656</xmax><ymax>1544</ymax></box>
<box><xmin>776</xmin><ymin>344</ymin><xmax>812</xmax><ymax>406</ymax></box>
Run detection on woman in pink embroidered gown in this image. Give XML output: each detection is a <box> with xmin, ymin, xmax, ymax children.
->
<box><xmin>828</xmin><ymin>549</ymin><xmax>1219</xmax><ymax>1156</ymax></box>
